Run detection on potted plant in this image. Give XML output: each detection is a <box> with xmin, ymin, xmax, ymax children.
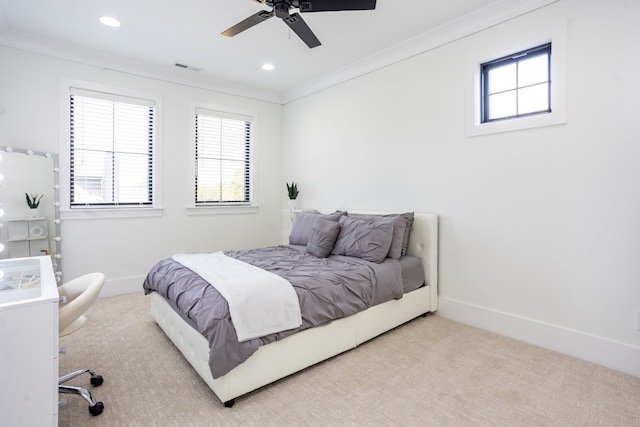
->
<box><xmin>25</xmin><ymin>193</ymin><xmax>43</xmax><ymax>217</ymax></box>
<box><xmin>286</xmin><ymin>182</ymin><xmax>299</xmax><ymax>210</ymax></box>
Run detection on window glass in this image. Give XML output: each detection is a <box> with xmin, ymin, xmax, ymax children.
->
<box><xmin>488</xmin><ymin>91</ymin><xmax>517</xmax><ymax>121</ymax></box>
<box><xmin>482</xmin><ymin>43</ymin><xmax>551</xmax><ymax>122</ymax></box>
<box><xmin>518</xmin><ymin>55</ymin><xmax>549</xmax><ymax>86</ymax></box>
<box><xmin>488</xmin><ymin>63</ymin><xmax>516</xmax><ymax>93</ymax></box>
<box><xmin>518</xmin><ymin>83</ymin><xmax>549</xmax><ymax>115</ymax></box>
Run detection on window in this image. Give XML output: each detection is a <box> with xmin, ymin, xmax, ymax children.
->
<box><xmin>481</xmin><ymin>43</ymin><xmax>551</xmax><ymax>123</ymax></box>
<box><xmin>69</xmin><ymin>88</ymin><xmax>155</xmax><ymax>208</ymax></box>
<box><xmin>194</xmin><ymin>108</ymin><xmax>252</xmax><ymax>205</ymax></box>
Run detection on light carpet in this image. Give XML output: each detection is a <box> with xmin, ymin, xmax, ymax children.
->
<box><xmin>58</xmin><ymin>292</ymin><xmax>640</xmax><ymax>426</ymax></box>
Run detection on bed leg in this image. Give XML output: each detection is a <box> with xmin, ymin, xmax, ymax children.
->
<box><xmin>420</xmin><ymin>312</ymin><xmax>428</xmax><ymax>318</ymax></box>
<box><xmin>224</xmin><ymin>399</ymin><xmax>235</xmax><ymax>408</ymax></box>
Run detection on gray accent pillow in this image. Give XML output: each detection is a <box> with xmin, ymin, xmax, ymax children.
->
<box><xmin>348</xmin><ymin>212</ymin><xmax>415</xmax><ymax>258</ymax></box>
<box><xmin>289</xmin><ymin>211</ymin><xmax>345</xmax><ymax>246</ymax></box>
<box><xmin>306</xmin><ymin>218</ymin><xmax>341</xmax><ymax>258</ymax></box>
<box><xmin>332</xmin><ymin>216</ymin><xmax>395</xmax><ymax>263</ymax></box>
<box><xmin>399</xmin><ymin>212</ymin><xmax>414</xmax><ymax>256</ymax></box>
<box><xmin>348</xmin><ymin>214</ymin><xmax>403</xmax><ymax>259</ymax></box>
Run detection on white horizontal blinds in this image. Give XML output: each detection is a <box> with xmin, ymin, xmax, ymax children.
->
<box><xmin>69</xmin><ymin>88</ymin><xmax>155</xmax><ymax>207</ymax></box>
<box><xmin>195</xmin><ymin>108</ymin><xmax>252</xmax><ymax>204</ymax></box>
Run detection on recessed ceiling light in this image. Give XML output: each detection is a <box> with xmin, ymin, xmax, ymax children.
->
<box><xmin>261</xmin><ymin>63</ymin><xmax>276</xmax><ymax>71</ymax></box>
<box><xmin>99</xmin><ymin>16</ymin><xmax>121</xmax><ymax>28</ymax></box>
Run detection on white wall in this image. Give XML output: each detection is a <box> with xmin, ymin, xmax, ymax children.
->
<box><xmin>0</xmin><ymin>46</ymin><xmax>285</xmax><ymax>294</ymax></box>
<box><xmin>282</xmin><ymin>0</ymin><xmax>640</xmax><ymax>376</ymax></box>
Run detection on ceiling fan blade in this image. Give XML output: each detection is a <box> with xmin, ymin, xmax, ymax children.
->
<box><xmin>297</xmin><ymin>0</ymin><xmax>376</xmax><ymax>13</ymax></box>
<box><xmin>282</xmin><ymin>12</ymin><xmax>321</xmax><ymax>48</ymax></box>
<box><xmin>221</xmin><ymin>10</ymin><xmax>274</xmax><ymax>37</ymax></box>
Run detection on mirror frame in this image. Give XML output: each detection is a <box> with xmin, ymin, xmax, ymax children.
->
<box><xmin>0</xmin><ymin>146</ymin><xmax>62</xmax><ymax>282</ymax></box>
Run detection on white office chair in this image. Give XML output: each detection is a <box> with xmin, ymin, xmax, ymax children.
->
<box><xmin>58</xmin><ymin>272</ymin><xmax>106</xmax><ymax>416</ymax></box>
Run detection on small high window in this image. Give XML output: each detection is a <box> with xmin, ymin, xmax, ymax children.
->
<box><xmin>481</xmin><ymin>43</ymin><xmax>551</xmax><ymax>123</ymax></box>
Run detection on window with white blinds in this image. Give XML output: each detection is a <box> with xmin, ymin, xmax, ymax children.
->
<box><xmin>195</xmin><ymin>108</ymin><xmax>252</xmax><ymax>205</ymax></box>
<box><xmin>69</xmin><ymin>88</ymin><xmax>155</xmax><ymax>208</ymax></box>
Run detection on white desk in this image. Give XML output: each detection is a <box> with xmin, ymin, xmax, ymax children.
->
<box><xmin>0</xmin><ymin>256</ymin><xmax>59</xmax><ymax>426</ymax></box>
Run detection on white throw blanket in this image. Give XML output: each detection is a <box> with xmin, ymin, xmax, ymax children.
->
<box><xmin>172</xmin><ymin>252</ymin><xmax>302</xmax><ymax>342</ymax></box>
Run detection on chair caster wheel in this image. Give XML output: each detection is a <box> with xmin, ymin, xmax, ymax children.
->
<box><xmin>91</xmin><ymin>375</ymin><xmax>104</xmax><ymax>387</ymax></box>
<box><xmin>89</xmin><ymin>401</ymin><xmax>104</xmax><ymax>416</ymax></box>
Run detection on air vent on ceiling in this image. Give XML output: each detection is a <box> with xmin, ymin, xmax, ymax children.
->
<box><xmin>174</xmin><ymin>63</ymin><xmax>201</xmax><ymax>72</ymax></box>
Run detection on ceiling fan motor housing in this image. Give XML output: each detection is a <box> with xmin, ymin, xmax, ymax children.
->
<box><xmin>273</xmin><ymin>1</ymin><xmax>292</xmax><ymax>18</ymax></box>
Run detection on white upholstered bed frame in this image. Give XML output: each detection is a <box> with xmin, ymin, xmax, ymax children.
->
<box><xmin>149</xmin><ymin>211</ymin><xmax>438</xmax><ymax>407</ymax></box>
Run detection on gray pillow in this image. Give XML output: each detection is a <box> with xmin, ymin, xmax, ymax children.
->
<box><xmin>306</xmin><ymin>218</ymin><xmax>341</xmax><ymax>258</ymax></box>
<box><xmin>332</xmin><ymin>216</ymin><xmax>395</xmax><ymax>263</ymax></box>
<box><xmin>398</xmin><ymin>212</ymin><xmax>414</xmax><ymax>256</ymax></box>
<box><xmin>289</xmin><ymin>211</ymin><xmax>345</xmax><ymax>246</ymax></box>
<box><xmin>348</xmin><ymin>214</ymin><xmax>404</xmax><ymax>259</ymax></box>
<box><xmin>348</xmin><ymin>212</ymin><xmax>414</xmax><ymax>258</ymax></box>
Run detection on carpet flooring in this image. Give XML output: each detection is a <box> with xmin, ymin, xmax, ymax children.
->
<box><xmin>57</xmin><ymin>292</ymin><xmax>640</xmax><ymax>426</ymax></box>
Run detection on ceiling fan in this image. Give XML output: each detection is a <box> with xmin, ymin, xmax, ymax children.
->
<box><xmin>222</xmin><ymin>0</ymin><xmax>377</xmax><ymax>49</ymax></box>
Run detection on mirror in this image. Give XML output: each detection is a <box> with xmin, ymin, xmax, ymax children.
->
<box><xmin>0</xmin><ymin>146</ymin><xmax>62</xmax><ymax>282</ymax></box>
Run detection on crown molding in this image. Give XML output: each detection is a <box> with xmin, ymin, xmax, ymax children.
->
<box><xmin>281</xmin><ymin>0</ymin><xmax>560</xmax><ymax>104</ymax></box>
<box><xmin>0</xmin><ymin>30</ymin><xmax>283</xmax><ymax>105</ymax></box>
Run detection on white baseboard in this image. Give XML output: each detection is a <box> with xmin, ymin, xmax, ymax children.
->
<box><xmin>96</xmin><ymin>281</ymin><xmax>640</xmax><ymax>378</ymax></box>
<box><xmin>437</xmin><ymin>296</ymin><xmax>640</xmax><ymax>378</ymax></box>
<box><xmin>99</xmin><ymin>275</ymin><xmax>146</xmax><ymax>298</ymax></box>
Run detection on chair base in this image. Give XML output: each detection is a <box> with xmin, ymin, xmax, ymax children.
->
<box><xmin>58</xmin><ymin>369</ymin><xmax>105</xmax><ymax>416</ymax></box>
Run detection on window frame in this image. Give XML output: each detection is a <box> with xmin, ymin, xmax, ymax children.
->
<box><xmin>465</xmin><ymin>19</ymin><xmax>567</xmax><ymax>137</ymax></box>
<box><xmin>186</xmin><ymin>102</ymin><xmax>258</xmax><ymax>216</ymax></box>
<box><xmin>481</xmin><ymin>43</ymin><xmax>552</xmax><ymax>123</ymax></box>
<box><xmin>59</xmin><ymin>79</ymin><xmax>163</xmax><ymax>219</ymax></box>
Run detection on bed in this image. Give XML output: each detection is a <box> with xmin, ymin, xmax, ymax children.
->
<box><xmin>143</xmin><ymin>210</ymin><xmax>438</xmax><ymax>407</ymax></box>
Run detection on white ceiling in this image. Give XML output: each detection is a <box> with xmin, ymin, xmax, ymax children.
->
<box><xmin>0</xmin><ymin>0</ymin><xmax>549</xmax><ymax>101</ymax></box>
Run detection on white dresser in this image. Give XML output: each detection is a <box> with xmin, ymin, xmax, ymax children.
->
<box><xmin>0</xmin><ymin>256</ymin><xmax>59</xmax><ymax>426</ymax></box>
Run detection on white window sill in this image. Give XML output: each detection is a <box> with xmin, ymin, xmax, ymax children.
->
<box><xmin>185</xmin><ymin>204</ymin><xmax>259</xmax><ymax>216</ymax></box>
<box><xmin>466</xmin><ymin>109</ymin><xmax>567</xmax><ymax>137</ymax></box>
<box><xmin>60</xmin><ymin>207</ymin><xmax>164</xmax><ymax>220</ymax></box>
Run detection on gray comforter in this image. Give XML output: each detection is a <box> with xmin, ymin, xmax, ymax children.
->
<box><xmin>143</xmin><ymin>245</ymin><xmax>404</xmax><ymax>378</ymax></box>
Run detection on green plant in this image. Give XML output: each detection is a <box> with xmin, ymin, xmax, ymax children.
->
<box><xmin>286</xmin><ymin>182</ymin><xmax>299</xmax><ymax>200</ymax></box>
<box><xmin>25</xmin><ymin>193</ymin><xmax>43</xmax><ymax>208</ymax></box>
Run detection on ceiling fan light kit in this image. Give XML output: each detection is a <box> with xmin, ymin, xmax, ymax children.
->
<box><xmin>222</xmin><ymin>0</ymin><xmax>377</xmax><ymax>48</ymax></box>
